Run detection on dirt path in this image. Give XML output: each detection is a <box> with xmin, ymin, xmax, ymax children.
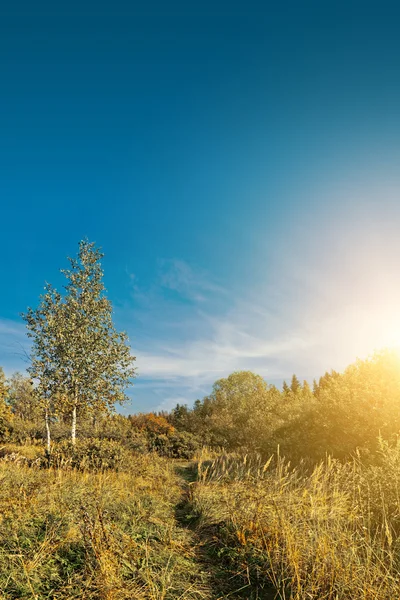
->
<box><xmin>172</xmin><ymin>462</ymin><xmax>272</xmax><ymax>600</ymax></box>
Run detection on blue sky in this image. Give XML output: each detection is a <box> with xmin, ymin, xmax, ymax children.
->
<box><xmin>2</xmin><ymin>1</ymin><xmax>400</xmax><ymax>412</ymax></box>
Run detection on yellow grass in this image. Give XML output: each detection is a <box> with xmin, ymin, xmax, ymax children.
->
<box><xmin>192</xmin><ymin>450</ymin><xmax>400</xmax><ymax>599</ymax></box>
<box><xmin>0</xmin><ymin>453</ymin><xmax>208</xmax><ymax>600</ymax></box>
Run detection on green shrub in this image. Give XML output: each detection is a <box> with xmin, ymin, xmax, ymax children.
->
<box><xmin>149</xmin><ymin>430</ymin><xmax>201</xmax><ymax>459</ymax></box>
<box><xmin>0</xmin><ymin>416</ymin><xmax>10</xmax><ymax>442</ymax></box>
<box><xmin>7</xmin><ymin>416</ymin><xmax>45</xmax><ymax>444</ymax></box>
<box><xmin>49</xmin><ymin>438</ymin><xmax>133</xmax><ymax>471</ymax></box>
<box><xmin>126</xmin><ymin>429</ymin><xmax>150</xmax><ymax>453</ymax></box>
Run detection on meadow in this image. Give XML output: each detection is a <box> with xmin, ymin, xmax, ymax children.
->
<box><xmin>3</xmin><ymin>346</ymin><xmax>400</xmax><ymax>598</ymax></box>
<box><xmin>0</xmin><ymin>445</ymin><xmax>209</xmax><ymax>600</ymax></box>
<box><xmin>1</xmin><ymin>439</ymin><xmax>400</xmax><ymax>599</ymax></box>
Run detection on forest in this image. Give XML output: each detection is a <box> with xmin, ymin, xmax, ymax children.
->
<box><xmin>1</xmin><ymin>241</ymin><xmax>400</xmax><ymax>599</ymax></box>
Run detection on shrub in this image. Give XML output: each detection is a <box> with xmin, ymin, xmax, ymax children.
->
<box><xmin>125</xmin><ymin>429</ymin><xmax>150</xmax><ymax>453</ymax></box>
<box><xmin>0</xmin><ymin>416</ymin><xmax>10</xmax><ymax>442</ymax></box>
<box><xmin>7</xmin><ymin>416</ymin><xmax>45</xmax><ymax>444</ymax></box>
<box><xmin>49</xmin><ymin>438</ymin><xmax>133</xmax><ymax>471</ymax></box>
<box><xmin>149</xmin><ymin>430</ymin><xmax>201</xmax><ymax>459</ymax></box>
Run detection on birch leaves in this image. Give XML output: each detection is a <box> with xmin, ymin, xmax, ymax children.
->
<box><xmin>23</xmin><ymin>240</ymin><xmax>136</xmax><ymax>445</ymax></box>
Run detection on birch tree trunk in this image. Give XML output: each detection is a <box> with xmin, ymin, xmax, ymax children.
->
<box><xmin>71</xmin><ymin>404</ymin><xmax>77</xmax><ymax>445</ymax></box>
<box><xmin>45</xmin><ymin>407</ymin><xmax>51</xmax><ymax>454</ymax></box>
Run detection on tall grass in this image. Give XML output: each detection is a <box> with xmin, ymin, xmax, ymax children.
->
<box><xmin>0</xmin><ymin>451</ymin><xmax>207</xmax><ymax>599</ymax></box>
<box><xmin>3</xmin><ymin>441</ymin><xmax>400</xmax><ymax>599</ymax></box>
<box><xmin>192</xmin><ymin>445</ymin><xmax>400</xmax><ymax>599</ymax></box>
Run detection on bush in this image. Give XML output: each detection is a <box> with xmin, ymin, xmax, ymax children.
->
<box><xmin>49</xmin><ymin>438</ymin><xmax>134</xmax><ymax>471</ymax></box>
<box><xmin>125</xmin><ymin>429</ymin><xmax>150</xmax><ymax>453</ymax></box>
<box><xmin>148</xmin><ymin>430</ymin><xmax>201</xmax><ymax>459</ymax></box>
<box><xmin>7</xmin><ymin>416</ymin><xmax>45</xmax><ymax>444</ymax></box>
<box><xmin>0</xmin><ymin>416</ymin><xmax>10</xmax><ymax>442</ymax></box>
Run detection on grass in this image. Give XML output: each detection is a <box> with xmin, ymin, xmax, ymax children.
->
<box><xmin>189</xmin><ymin>450</ymin><xmax>400</xmax><ymax>599</ymax></box>
<box><xmin>2</xmin><ymin>442</ymin><xmax>400</xmax><ymax>599</ymax></box>
<box><xmin>0</xmin><ymin>451</ymin><xmax>208</xmax><ymax>599</ymax></box>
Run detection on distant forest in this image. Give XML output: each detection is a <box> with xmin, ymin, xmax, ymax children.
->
<box><xmin>2</xmin><ymin>349</ymin><xmax>400</xmax><ymax>463</ymax></box>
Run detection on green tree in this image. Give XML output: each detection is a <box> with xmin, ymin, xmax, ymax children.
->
<box><xmin>302</xmin><ymin>380</ymin><xmax>313</xmax><ymax>398</ymax></box>
<box><xmin>205</xmin><ymin>371</ymin><xmax>279</xmax><ymax>449</ymax></box>
<box><xmin>0</xmin><ymin>367</ymin><xmax>11</xmax><ymax>440</ymax></box>
<box><xmin>290</xmin><ymin>374</ymin><xmax>301</xmax><ymax>394</ymax></box>
<box><xmin>23</xmin><ymin>240</ymin><xmax>136</xmax><ymax>445</ymax></box>
<box><xmin>314</xmin><ymin>351</ymin><xmax>400</xmax><ymax>457</ymax></box>
<box><xmin>7</xmin><ymin>372</ymin><xmax>39</xmax><ymax>422</ymax></box>
<box><xmin>23</xmin><ymin>284</ymin><xmax>64</xmax><ymax>452</ymax></box>
<box><xmin>170</xmin><ymin>403</ymin><xmax>190</xmax><ymax>430</ymax></box>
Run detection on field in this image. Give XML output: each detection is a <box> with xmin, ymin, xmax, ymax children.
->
<box><xmin>0</xmin><ymin>447</ymin><xmax>208</xmax><ymax>600</ymax></box>
<box><xmin>1</xmin><ymin>443</ymin><xmax>400</xmax><ymax>600</ymax></box>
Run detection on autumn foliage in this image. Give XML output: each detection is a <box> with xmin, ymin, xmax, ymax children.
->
<box><xmin>129</xmin><ymin>412</ymin><xmax>175</xmax><ymax>435</ymax></box>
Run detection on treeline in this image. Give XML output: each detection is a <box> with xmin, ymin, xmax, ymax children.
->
<box><xmin>2</xmin><ymin>349</ymin><xmax>400</xmax><ymax>462</ymax></box>
<box><xmin>168</xmin><ymin>350</ymin><xmax>400</xmax><ymax>461</ymax></box>
<box><xmin>0</xmin><ymin>369</ymin><xmax>200</xmax><ymax>459</ymax></box>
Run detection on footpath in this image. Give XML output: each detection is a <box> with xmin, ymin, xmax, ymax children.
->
<box><xmin>172</xmin><ymin>462</ymin><xmax>275</xmax><ymax>600</ymax></box>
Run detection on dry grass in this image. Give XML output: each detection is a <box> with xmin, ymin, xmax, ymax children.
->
<box><xmin>0</xmin><ymin>452</ymin><xmax>208</xmax><ymax>600</ymax></box>
<box><xmin>191</xmin><ymin>450</ymin><xmax>400</xmax><ymax>599</ymax></box>
<box><xmin>3</xmin><ymin>443</ymin><xmax>400</xmax><ymax>599</ymax></box>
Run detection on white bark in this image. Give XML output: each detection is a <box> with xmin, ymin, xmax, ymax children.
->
<box><xmin>71</xmin><ymin>404</ymin><xmax>77</xmax><ymax>444</ymax></box>
<box><xmin>45</xmin><ymin>407</ymin><xmax>51</xmax><ymax>454</ymax></box>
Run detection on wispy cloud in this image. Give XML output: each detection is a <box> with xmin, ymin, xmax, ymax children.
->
<box><xmin>123</xmin><ymin>258</ymin><xmax>317</xmax><ymax>411</ymax></box>
<box><xmin>0</xmin><ymin>318</ymin><xmax>30</xmax><ymax>375</ymax></box>
<box><xmin>158</xmin><ymin>258</ymin><xmax>226</xmax><ymax>301</ymax></box>
<box><xmin>123</xmin><ymin>218</ymin><xmax>400</xmax><ymax>412</ymax></box>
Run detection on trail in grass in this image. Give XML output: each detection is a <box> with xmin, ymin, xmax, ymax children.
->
<box><xmin>172</xmin><ymin>462</ymin><xmax>273</xmax><ymax>600</ymax></box>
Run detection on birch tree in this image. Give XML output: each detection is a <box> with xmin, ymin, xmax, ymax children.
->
<box><xmin>23</xmin><ymin>240</ymin><xmax>136</xmax><ymax>445</ymax></box>
<box><xmin>23</xmin><ymin>285</ymin><xmax>62</xmax><ymax>452</ymax></box>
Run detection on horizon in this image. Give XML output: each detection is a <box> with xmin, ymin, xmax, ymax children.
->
<box><xmin>2</xmin><ymin>2</ymin><xmax>400</xmax><ymax>413</ymax></box>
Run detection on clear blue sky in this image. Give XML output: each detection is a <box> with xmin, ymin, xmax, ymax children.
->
<box><xmin>2</xmin><ymin>1</ymin><xmax>400</xmax><ymax>413</ymax></box>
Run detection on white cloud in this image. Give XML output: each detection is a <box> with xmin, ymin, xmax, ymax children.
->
<box><xmin>128</xmin><ymin>216</ymin><xmax>400</xmax><ymax>409</ymax></box>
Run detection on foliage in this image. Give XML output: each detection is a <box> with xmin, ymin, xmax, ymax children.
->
<box><xmin>148</xmin><ymin>430</ymin><xmax>201</xmax><ymax>459</ymax></box>
<box><xmin>0</xmin><ymin>367</ymin><xmax>12</xmax><ymax>441</ymax></box>
<box><xmin>170</xmin><ymin>350</ymin><xmax>400</xmax><ymax>462</ymax></box>
<box><xmin>7</xmin><ymin>372</ymin><xmax>41</xmax><ymax>422</ymax></box>
<box><xmin>0</xmin><ymin>366</ymin><xmax>9</xmax><ymax>404</ymax></box>
<box><xmin>48</xmin><ymin>438</ymin><xmax>135</xmax><ymax>471</ymax></box>
<box><xmin>130</xmin><ymin>412</ymin><xmax>175</xmax><ymax>435</ymax></box>
<box><xmin>2</xmin><ymin>347</ymin><xmax>400</xmax><ymax>597</ymax></box>
<box><xmin>22</xmin><ymin>240</ymin><xmax>136</xmax><ymax>445</ymax></box>
<box><xmin>172</xmin><ymin>371</ymin><xmax>280</xmax><ymax>450</ymax></box>
<box><xmin>7</xmin><ymin>416</ymin><xmax>45</xmax><ymax>444</ymax></box>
